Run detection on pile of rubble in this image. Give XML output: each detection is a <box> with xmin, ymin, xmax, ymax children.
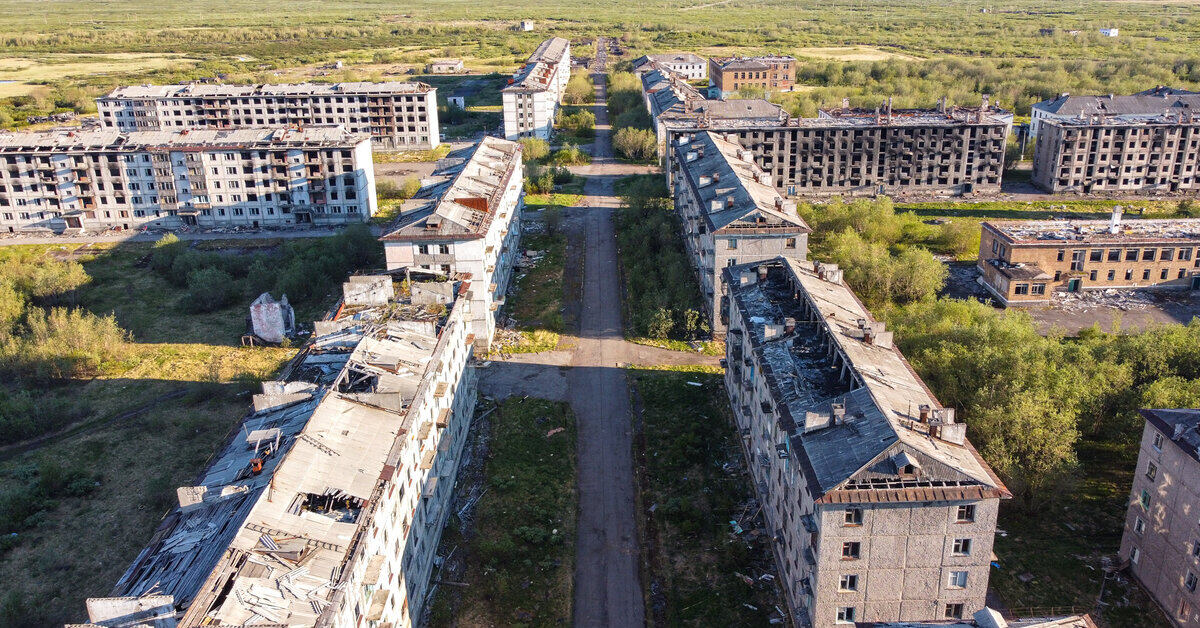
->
<box><xmin>1053</xmin><ymin>288</ymin><xmax>1158</xmax><ymax>312</ymax></box>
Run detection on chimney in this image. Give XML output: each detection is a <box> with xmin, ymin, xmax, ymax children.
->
<box><xmin>938</xmin><ymin>96</ymin><xmax>946</xmax><ymax>114</ymax></box>
<box><xmin>918</xmin><ymin>404</ymin><xmax>931</xmax><ymax>422</ymax></box>
<box><xmin>1109</xmin><ymin>205</ymin><xmax>1123</xmax><ymax>234</ymax></box>
<box><xmin>713</xmin><ymin>172</ymin><xmax>720</xmax><ymax>183</ymax></box>
<box><xmin>863</xmin><ymin>327</ymin><xmax>875</xmax><ymax>345</ymax></box>
<box><xmin>758</xmin><ymin>265</ymin><xmax>768</xmax><ymax>281</ymax></box>
<box><xmin>831</xmin><ymin>402</ymin><xmax>847</xmax><ymax>425</ymax></box>
<box><xmin>886</xmin><ymin>97</ymin><xmax>893</xmax><ymax>121</ymax></box>
<box><xmin>841</xmin><ymin>97</ymin><xmax>850</xmax><ymax>110</ymax></box>
<box><xmin>875</xmin><ymin>105</ymin><xmax>882</xmax><ymax>125</ymax></box>
<box><xmin>784</xmin><ymin>317</ymin><xmax>796</xmax><ymax>334</ymax></box>
<box><xmin>982</xmin><ymin>94</ymin><xmax>991</xmax><ymax>110</ymax></box>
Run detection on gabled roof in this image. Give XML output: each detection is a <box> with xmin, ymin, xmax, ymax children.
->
<box><xmin>380</xmin><ymin>136</ymin><xmax>522</xmax><ymax>242</ymax></box>
<box><xmin>1033</xmin><ymin>91</ymin><xmax>1200</xmax><ymax>117</ymax></box>
<box><xmin>1141</xmin><ymin>408</ymin><xmax>1200</xmax><ymax>464</ymax></box>
<box><xmin>725</xmin><ymin>258</ymin><xmax>1009</xmax><ymax>503</ymax></box>
<box><xmin>673</xmin><ymin>131</ymin><xmax>809</xmax><ymax>234</ymax></box>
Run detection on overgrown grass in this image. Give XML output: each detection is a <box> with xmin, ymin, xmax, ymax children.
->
<box><xmin>627</xmin><ymin>337</ymin><xmax>724</xmax><ymax>355</ymax></box>
<box><xmin>504</xmin><ymin>228</ymin><xmax>566</xmax><ymax>336</ymax></box>
<box><xmin>431</xmin><ymin>397</ymin><xmax>576</xmax><ymax>627</ymax></box>
<box><xmin>631</xmin><ymin>370</ymin><xmax>778</xmax><ymax>626</ymax></box>
<box><xmin>372</xmin><ymin>144</ymin><xmax>452</xmax><ymax>163</ymax></box>
<box><xmin>990</xmin><ymin>439</ymin><xmax>1168</xmax><ymax>627</ymax></box>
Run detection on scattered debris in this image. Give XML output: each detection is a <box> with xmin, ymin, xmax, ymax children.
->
<box><xmin>546</xmin><ymin>427</ymin><xmax>565</xmax><ymax>437</ymax></box>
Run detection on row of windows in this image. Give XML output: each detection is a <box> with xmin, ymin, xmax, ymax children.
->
<box><xmin>840</xmin><ymin>504</ymin><xmax>976</xmax><ymax>526</ymax></box>
<box><xmin>1059</xmin><ymin>247</ymin><xmax>1199</xmax><ymax>263</ymax></box>
<box><xmin>841</xmin><ymin>537</ymin><xmax>972</xmax><ymax>560</ymax></box>
<box><xmin>837</xmin><ymin>603</ymin><xmax>967</xmax><ymax>623</ymax></box>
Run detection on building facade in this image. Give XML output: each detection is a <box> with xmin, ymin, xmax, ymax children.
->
<box><xmin>97</xmin><ymin>82</ymin><xmax>440</xmax><ymax>151</ymax></box>
<box><xmin>723</xmin><ymin>257</ymin><xmax>1009</xmax><ymax>626</ymax></box>
<box><xmin>977</xmin><ymin>215</ymin><xmax>1200</xmax><ymax>306</ymax></box>
<box><xmin>657</xmin><ymin>102</ymin><xmax>1010</xmax><ymax>197</ymax></box>
<box><xmin>1119</xmin><ymin>409</ymin><xmax>1200</xmax><ymax>627</ymax></box>
<box><xmin>380</xmin><ymin>137</ymin><xmax>524</xmax><ymax>350</ymax></box>
<box><xmin>80</xmin><ymin>273</ymin><xmax>478</xmax><ymax>628</ymax></box>
<box><xmin>502</xmin><ymin>37</ymin><xmax>571</xmax><ymax>140</ymax></box>
<box><xmin>672</xmin><ymin>131</ymin><xmax>809</xmax><ymax>333</ymax></box>
<box><xmin>1031</xmin><ymin>115</ymin><xmax>1200</xmax><ymax>193</ymax></box>
<box><xmin>0</xmin><ymin>126</ymin><xmax>376</xmax><ymax>234</ymax></box>
<box><xmin>633</xmin><ymin>53</ymin><xmax>708</xmax><ymax>80</ymax></box>
<box><xmin>1030</xmin><ymin>88</ymin><xmax>1200</xmax><ymax>137</ymax></box>
<box><xmin>708</xmin><ymin>55</ymin><xmax>795</xmax><ymax>98</ymax></box>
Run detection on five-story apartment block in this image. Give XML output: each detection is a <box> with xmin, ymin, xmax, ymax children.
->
<box><xmin>1120</xmin><ymin>409</ymin><xmax>1200</xmax><ymax>627</ymax></box>
<box><xmin>502</xmin><ymin>37</ymin><xmax>571</xmax><ymax>140</ymax></box>
<box><xmin>672</xmin><ymin>131</ymin><xmax>810</xmax><ymax>334</ymax></box>
<box><xmin>0</xmin><ymin>126</ymin><xmax>375</xmax><ymax>233</ymax></box>
<box><xmin>380</xmin><ymin>137</ymin><xmax>525</xmax><ymax>350</ymax></box>
<box><xmin>723</xmin><ymin>257</ymin><xmax>1009</xmax><ymax>626</ymax></box>
<box><xmin>98</xmin><ymin>82</ymin><xmax>440</xmax><ymax>150</ymax></box>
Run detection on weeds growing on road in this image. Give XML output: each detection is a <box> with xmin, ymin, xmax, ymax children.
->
<box><xmin>429</xmin><ymin>398</ymin><xmax>576</xmax><ymax>627</ymax></box>
<box><xmin>631</xmin><ymin>370</ymin><xmax>780</xmax><ymax>626</ymax></box>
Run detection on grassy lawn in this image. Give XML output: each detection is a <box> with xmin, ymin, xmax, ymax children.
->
<box><xmin>627</xmin><ymin>336</ymin><xmax>724</xmax><ymax>355</ymax></box>
<box><xmin>630</xmin><ymin>370</ymin><xmax>781</xmax><ymax>627</ymax></box>
<box><xmin>429</xmin><ymin>397</ymin><xmax>577</xmax><ymax>627</ymax></box>
<box><xmin>991</xmin><ymin>438</ymin><xmax>1169</xmax><ymax>626</ymax></box>
<box><xmin>0</xmin><ymin>239</ymin><xmax>350</xmax><ymax>624</ymax></box>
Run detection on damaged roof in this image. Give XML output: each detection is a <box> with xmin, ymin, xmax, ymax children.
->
<box><xmin>379</xmin><ymin>136</ymin><xmax>522</xmax><ymax>241</ymax></box>
<box><xmin>101</xmin><ymin>82</ymin><xmax>435</xmax><ymax>100</ymax></box>
<box><xmin>0</xmin><ymin>126</ymin><xmax>368</xmax><ymax>152</ymax></box>
<box><xmin>725</xmin><ymin>257</ymin><xmax>1009</xmax><ymax>504</ymax></box>
<box><xmin>674</xmin><ymin>131</ymin><xmax>809</xmax><ymax>234</ymax></box>
<box><xmin>986</xmin><ymin>218</ymin><xmax>1200</xmax><ymax>245</ymax></box>
<box><xmin>1034</xmin><ymin>91</ymin><xmax>1200</xmax><ymax>117</ymax></box>
<box><xmin>504</xmin><ymin>37</ymin><xmax>570</xmax><ymax>93</ymax></box>
<box><xmin>1141</xmin><ymin>408</ymin><xmax>1200</xmax><ymax>464</ymax></box>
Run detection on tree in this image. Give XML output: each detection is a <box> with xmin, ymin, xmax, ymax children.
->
<box><xmin>612</xmin><ymin>127</ymin><xmax>657</xmax><ymax>161</ymax></box>
<box><xmin>970</xmin><ymin>390</ymin><xmax>1081</xmax><ymax>509</ymax></box>
<box><xmin>564</xmin><ymin>72</ymin><xmax>594</xmax><ymax>105</ymax></box>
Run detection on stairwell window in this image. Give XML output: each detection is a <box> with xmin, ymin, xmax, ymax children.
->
<box><xmin>952</xmin><ymin>538</ymin><xmax>972</xmax><ymax>556</ymax></box>
<box><xmin>956</xmin><ymin>505</ymin><xmax>976</xmax><ymax>523</ymax></box>
<box><xmin>1154</xmin><ymin>431</ymin><xmax>1164</xmax><ymax>451</ymax></box>
<box><xmin>1135</xmin><ymin>517</ymin><xmax>1146</xmax><ymax>535</ymax></box>
<box><xmin>839</xmin><ymin>574</ymin><xmax>858</xmax><ymax>591</ymax></box>
<box><xmin>1147</xmin><ymin>462</ymin><xmax>1158</xmax><ymax>481</ymax></box>
<box><xmin>836</xmin><ymin>607</ymin><xmax>856</xmax><ymax>623</ymax></box>
<box><xmin>1142</xmin><ymin>489</ymin><xmax>1152</xmax><ymax>510</ymax></box>
<box><xmin>727</xmin><ymin>238</ymin><xmax>737</xmax><ymax>249</ymax></box>
<box><xmin>945</xmin><ymin>603</ymin><xmax>965</xmax><ymax>620</ymax></box>
<box><xmin>1188</xmin><ymin>572</ymin><xmax>1198</xmax><ymax>593</ymax></box>
<box><xmin>948</xmin><ymin>570</ymin><xmax>968</xmax><ymax>589</ymax></box>
<box><xmin>844</xmin><ymin>507</ymin><xmax>863</xmax><ymax>526</ymax></box>
<box><xmin>842</xmin><ymin>541</ymin><xmax>861</xmax><ymax>559</ymax></box>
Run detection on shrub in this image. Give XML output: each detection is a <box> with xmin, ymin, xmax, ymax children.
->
<box><xmin>519</xmin><ymin>137</ymin><xmax>550</xmax><ymax>162</ymax></box>
<box><xmin>377</xmin><ymin>177</ymin><xmax>422</xmax><ymax>200</ymax></box>
<box><xmin>557</xmin><ymin>109</ymin><xmax>595</xmax><ymax>137</ymax></box>
<box><xmin>613</xmin><ymin>127</ymin><xmax>658</xmax><ymax>161</ymax></box>
<box><xmin>550</xmin><ymin>143</ymin><xmax>590</xmax><ymax>166</ymax></box>
<box><xmin>185</xmin><ymin>266</ymin><xmax>237</xmax><ymax>313</ymax></box>
<box><xmin>563</xmin><ymin>72</ymin><xmax>594</xmax><ymax>105</ymax></box>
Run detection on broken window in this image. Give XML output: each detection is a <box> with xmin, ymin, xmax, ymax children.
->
<box><xmin>838</xmin><ymin>574</ymin><xmax>858</xmax><ymax>591</ymax></box>
<box><xmin>842</xmin><ymin>541</ymin><xmax>861</xmax><ymax>559</ymax></box>
<box><xmin>1126</xmin><ymin>248</ymin><xmax>1139</xmax><ymax>262</ymax></box>
<box><xmin>1147</xmin><ymin>462</ymin><xmax>1158</xmax><ymax>481</ymax></box>
<box><xmin>1153</xmin><ymin>432</ymin><xmax>1164</xmax><ymax>450</ymax></box>
<box><xmin>952</xmin><ymin>538</ymin><xmax>972</xmax><ymax>556</ymax></box>
<box><xmin>1143</xmin><ymin>248</ymin><xmax>1156</xmax><ymax>261</ymax></box>
<box><xmin>956</xmin><ymin>505</ymin><xmax>976</xmax><ymax>523</ymax></box>
<box><xmin>844</xmin><ymin>508</ymin><xmax>863</xmax><ymax>526</ymax></box>
<box><xmin>836</xmin><ymin>607</ymin><xmax>856</xmax><ymax>623</ymax></box>
<box><xmin>1014</xmin><ymin>283</ymin><xmax>1029</xmax><ymax>295</ymax></box>
<box><xmin>1108</xmin><ymin>249</ymin><xmax>1121</xmax><ymax>262</ymax></box>
<box><xmin>945</xmin><ymin>604</ymin><xmax>965</xmax><ymax>620</ymax></box>
<box><xmin>1031</xmin><ymin>283</ymin><xmax>1046</xmax><ymax>296</ymax></box>
<box><xmin>1141</xmin><ymin>490</ymin><xmax>1151</xmax><ymax>510</ymax></box>
<box><xmin>1089</xmin><ymin>249</ymin><xmax>1103</xmax><ymax>262</ymax></box>
<box><xmin>1135</xmin><ymin>517</ymin><xmax>1145</xmax><ymax>535</ymax></box>
<box><xmin>1188</xmin><ymin>572</ymin><xmax>1198</xmax><ymax>593</ymax></box>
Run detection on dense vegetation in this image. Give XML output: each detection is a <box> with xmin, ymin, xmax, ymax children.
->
<box><xmin>430</xmin><ymin>398</ymin><xmax>576</xmax><ymax>627</ymax></box>
<box><xmin>615</xmin><ymin>176</ymin><xmax>709</xmax><ymax>341</ymax></box>
<box><xmin>607</xmin><ymin>72</ymin><xmax>657</xmax><ymax>162</ymax></box>
<box><xmin>632</xmin><ymin>370</ymin><xmax>778</xmax><ymax>626</ymax></box>
<box><xmin>148</xmin><ymin>226</ymin><xmax>380</xmax><ymax>312</ymax></box>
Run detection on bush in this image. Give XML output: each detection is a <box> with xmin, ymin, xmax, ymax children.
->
<box><xmin>185</xmin><ymin>266</ymin><xmax>237</xmax><ymax>313</ymax></box>
<box><xmin>377</xmin><ymin>177</ymin><xmax>422</xmax><ymax>200</ymax></box>
<box><xmin>563</xmin><ymin>72</ymin><xmax>594</xmax><ymax>105</ymax></box>
<box><xmin>613</xmin><ymin>127</ymin><xmax>658</xmax><ymax>162</ymax></box>
<box><xmin>550</xmin><ymin>143</ymin><xmax>590</xmax><ymax>166</ymax></box>
<box><xmin>519</xmin><ymin>137</ymin><xmax>550</xmax><ymax>162</ymax></box>
<box><xmin>524</xmin><ymin>164</ymin><xmax>556</xmax><ymax>195</ymax></box>
<box><xmin>557</xmin><ymin>109</ymin><xmax>595</xmax><ymax>137</ymax></box>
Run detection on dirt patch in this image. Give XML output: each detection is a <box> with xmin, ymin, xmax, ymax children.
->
<box><xmin>794</xmin><ymin>46</ymin><xmax>920</xmax><ymax>61</ymax></box>
<box><xmin>1029</xmin><ymin>289</ymin><xmax>1200</xmax><ymax>335</ymax></box>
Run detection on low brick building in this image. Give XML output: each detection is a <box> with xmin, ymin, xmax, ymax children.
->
<box><xmin>977</xmin><ymin>214</ymin><xmax>1200</xmax><ymax>306</ymax></box>
<box><xmin>708</xmin><ymin>55</ymin><xmax>795</xmax><ymax>98</ymax></box>
<box><xmin>1119</xmin><ymin>409</ymin><xmax>1200</xmax><ymax>627</ymax></box>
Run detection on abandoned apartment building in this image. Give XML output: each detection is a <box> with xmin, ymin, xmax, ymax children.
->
<box><xmin>707</xmin><ymin>55</ymin><xmax>796</xmax><ymax>98</ymax></box>
<box><xmin>1119</xmin><ymin>408</ymin><xmax>1200</xmax><ymax>628</ymax></box>
<box><xmin>0</xmin><ymin>126</ymin><xmax>376</xmax><ymax>234</ymax></box>
<box><xmin>73</xmin><ymin>272</ymin><xmax>479</xmax><ymax>628</ymax></box>
<box><xmin>379</xmin><ymin>136</ymin><xmax>524</xmax><ymax>350</ymax></box>
<box><xmin>501</xmin><ymin>37</ymin><xmax>571</xmax><ymax>141</ymax></box>
<box><xmin>643</xmin><ymin>64</ymin><xmax>1012</xmax><ymax>197</ymax></box>
<box><xmin>977</xmin><ymin>212</ymin><xmax>1200</xmax><ymax>306</ymax></box>
<box><xmin>673</xmin><ymin>130</ymin><xmax>810</xmax><ymax>333</ymax></box>
<box><xmin>97</xmin><ymin>82</ymin><xmax>441</xmax><ymax>151</ymax></box>
<box><xmin>1030</xmin><ymin>113</ymin><xmax>1200</xmax><ymax>194</ymax></box>
<box><xmin>632</xmin><ymin>52</ymin><xmax>708</xmax><ymax>80</ymax></box>
<box><xmin>722</xmin><ymin>257</ymin><xmax>1009</xmax><ymax>626</ymax></box>
<box><xmin>1029</xmin><ymin>87</ymin><xmax>1200</xmax><ymax>137</ymax></box>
